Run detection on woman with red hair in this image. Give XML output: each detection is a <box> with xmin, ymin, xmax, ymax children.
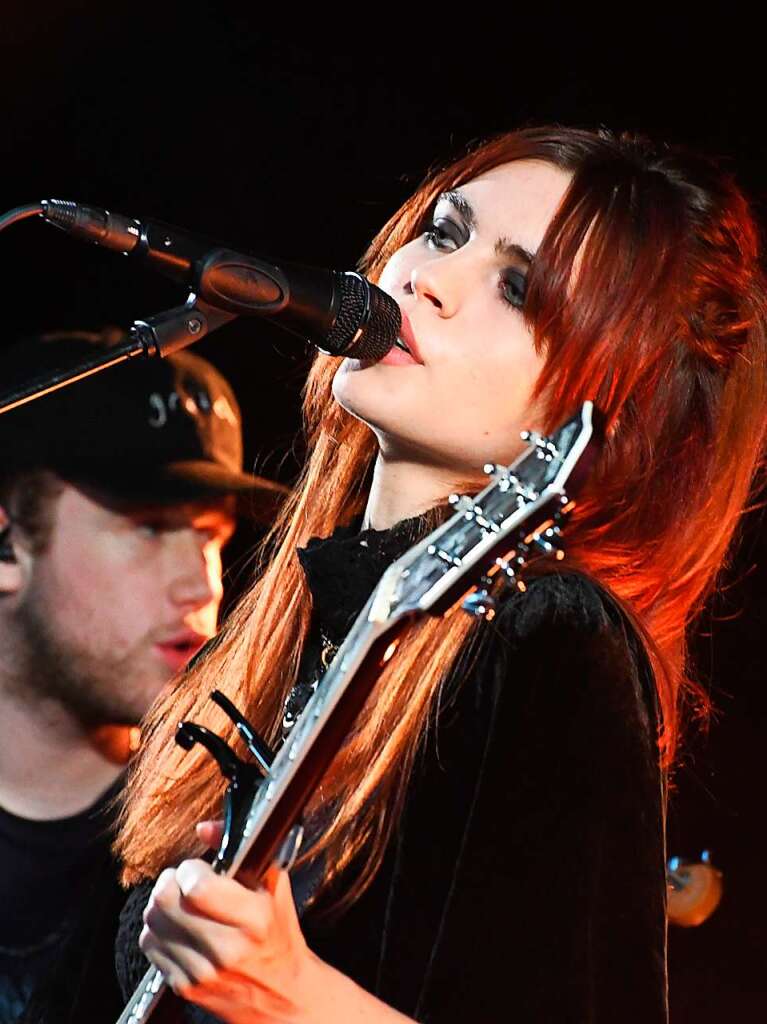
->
<box><xmin>114</xmin><ymin>126</ymin><xmax>767</xmax><ymax>1023</ymax></box>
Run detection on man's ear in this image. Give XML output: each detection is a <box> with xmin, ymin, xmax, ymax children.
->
<box><xmin>0</xmin><ymin>505</ymin><xmax>23</xmax><ymax>596</ymax></box>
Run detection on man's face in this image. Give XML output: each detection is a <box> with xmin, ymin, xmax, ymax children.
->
<box><xmin>11</xmin><ymin>483</ymin><xmax>235</xmax><ymax>725</ymax></box>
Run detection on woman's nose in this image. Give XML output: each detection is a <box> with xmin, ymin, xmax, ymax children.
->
<box><xmin>409</xmin><ymin>257</ymin><xmax>462</xmax><ymax>318</ymax></box>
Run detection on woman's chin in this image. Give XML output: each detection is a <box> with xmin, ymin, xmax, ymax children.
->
<box><xmin>331</xmin><ymin>359</ymin><xmax>380</xmax><ymax>414</ymax></box>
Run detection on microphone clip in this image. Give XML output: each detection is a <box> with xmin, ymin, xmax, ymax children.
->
<box><xmin>131</xmin><ymin>293</ymin><xmax>238</xmax><ymax>359</ymax></box>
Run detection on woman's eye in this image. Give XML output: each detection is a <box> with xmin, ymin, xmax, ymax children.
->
<box><xmin>422</xmin><ymin>218</ymin><xmax>462</xmax><ymax>252</ymax></box>
<box><xmin>500</xmin><ymin>269</ymin><xmax>527</xmax><ymax>311</ymax></box>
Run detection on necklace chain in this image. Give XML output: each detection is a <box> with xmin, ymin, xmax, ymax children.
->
<box><xmin>282</xmin><ymin>630</ymin><xmax>339</xmax><ymax>737</ymax></box>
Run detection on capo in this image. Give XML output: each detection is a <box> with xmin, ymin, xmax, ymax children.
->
<box><xmin>175</xmin><ymin>693</ymin><xmax>278</xmax><ymax>872</ymax></box>
<box><xmin>210</xmin><ymin>689</ymin><xmax>274</xmax><ymax>774</ymax></box>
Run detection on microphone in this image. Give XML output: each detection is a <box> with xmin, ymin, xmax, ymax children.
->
<box><xmin>39</xmin><ymin>199</ymin><xmax>399</xmax><ymax>361</ymax></box>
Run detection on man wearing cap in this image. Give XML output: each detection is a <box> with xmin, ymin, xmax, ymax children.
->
<box><xmin>0</xmin><ymin>331</ymin><xmax>286</xmax><ymax>1022</ymax></box>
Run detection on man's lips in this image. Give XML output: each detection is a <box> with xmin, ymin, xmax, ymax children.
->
<box><xmin>154</xmin><ymin>630</ymin><xmax>209</xmax><ymax>671</ymax></box>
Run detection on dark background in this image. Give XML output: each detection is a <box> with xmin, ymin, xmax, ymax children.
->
<box><xmin>1</xmin><ymin>7</ymin><xmax>765</xmax><ymax>1018</ymax></box>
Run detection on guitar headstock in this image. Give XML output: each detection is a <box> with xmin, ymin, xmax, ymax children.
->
<box><xmin>369</xmin><ymin>401</ymin><xmax>601</xmax><ymax>625</ymax></box>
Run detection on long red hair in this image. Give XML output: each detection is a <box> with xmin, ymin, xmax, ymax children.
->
<box><xmin>117</xmin><ymin>127</ymin><xmax>767</xmax><ymax>899</ymax></box>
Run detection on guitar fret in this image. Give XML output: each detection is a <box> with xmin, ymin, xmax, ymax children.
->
<box><xmin>120</xmin><ymin>967</ymin><xmax>164</xmax><ymax>1023</ymax></box>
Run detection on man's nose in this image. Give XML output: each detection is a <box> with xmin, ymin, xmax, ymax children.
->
<box><xmin>167</xmin><ymin>533</ymin><xmax>222</xmax><ymax>611</ymax></box>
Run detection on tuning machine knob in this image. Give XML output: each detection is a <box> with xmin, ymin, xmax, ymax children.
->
<box><xmin>520</xmin><ymin>429</ymin><xmax>561</xmax><ymax>462</ymax></box>
<box><xmin>448</xmin><ymin>492</ymin><xmax>475</xmax><ymax>514</ymax></box>
<box><xmin>495</xmin><ymin>555</ymin><xmax>528</xmax><ymax>592</ymax></box>
<box><xmin>462</xmin><ymin>588</ymin><xmax>497</xmax><ymax>619</ymax></box>
<box><xmin>530</xmin><ymin>525</ymin><xmax>565</xmax><ymax>560</ymax></box>
<box><xmin>483</xmin><ymin>462</ymin><xmax>511</xmax><ymax>480</ymax></box>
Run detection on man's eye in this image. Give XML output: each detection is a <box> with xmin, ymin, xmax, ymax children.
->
<box><xmin>137</xmin><ymin>522</ymin><xmax>162</xmax><ymax>538</ymax></box>
<box><xmin>422</xmin><ymin>218</ymin><xmax>462</xmax><ymax>252</ymax></box>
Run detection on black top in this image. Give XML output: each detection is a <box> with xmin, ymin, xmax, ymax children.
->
<box><xmin>115</xmin><ymin>515</ymin><xmax>669</xmax><ymax>1024</ymax></box>
<box><xmin>0</xmin><ymin>781</ymin><xmax>125</xmax><ymax>1024</ymax></box>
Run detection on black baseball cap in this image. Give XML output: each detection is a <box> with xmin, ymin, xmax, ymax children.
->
<box><xmin>0</xmin><ymin>329</ymin><xmax>289</xmax><ymax>519</ymax></box>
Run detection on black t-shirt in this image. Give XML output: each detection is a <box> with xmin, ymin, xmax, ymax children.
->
<box><xmin>115</xmin><ymin>517</ymin><xmax>669</xmax><ymax>1024</ymax></box>
<box><xmin>0</xmin><ymin>780</ymin><xmax>125</xmax><ymax>1023</ymax></box>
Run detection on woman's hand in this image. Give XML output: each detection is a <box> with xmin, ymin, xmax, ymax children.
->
<box><xmin>139</xmin><ymin>821</ymin><xmax>414</xmax><ymax>1024</ymax></box>
<box><xmin>140</xmin><ymin>852</ymin><xmax>317</xmax><ymax>1023</ymax></box>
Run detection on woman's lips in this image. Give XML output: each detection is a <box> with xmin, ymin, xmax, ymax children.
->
<box><xmin>380</xmin><ymin>343</ymin><xmax>420</xmax><ymax>366</ymax></box>
<box><xmin>379</xmin><ymin>310</ymin><xmax>423</xmax><ymax>366</ymax></box>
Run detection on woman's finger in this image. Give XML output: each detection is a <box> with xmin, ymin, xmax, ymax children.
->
<box><xmin>194</xmin><ymin>819</ymin><xmax>224</xmax><ymax>851</ymax></box>
<box><xmin>173</xmin><ymin>859</ymin><xmax>277</xmax><ymax>935</ymax></box>
<box><xmin>195</xmin><ymin>819</ymin><xmax>225</xmax><ymax>850</ymax></box>
<box><xmin>140</xmin><ymin>920</ymin><xmax>207</xmax><ymax>996</ymax></box>
<box><xmin>143</xmin><ymin>871</ymin><xmax>263</xmax><ymax>984</ymax></box>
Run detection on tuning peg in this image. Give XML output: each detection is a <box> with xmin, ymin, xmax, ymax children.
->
<box><xmin>530</xmin><ymin>525</ymin><xmax>565</xmax><ymax>560</ymax></box>
<box><xmin>520</xmin><ymin>429</ymin><xmax>561</xmax><ymax>462</ymax></box>
<box><xmin>471</xmin><ymin>504</ymin><xmax>500</xmax><ymax>533</ymax></box>
<box><xmin>448</xmin><ymin>493</ymin><xmax>475</xmax><ymax>514</ymax></box>
<box><xmin>483</xmin><ymin>462</ymin><xmax>511</xmax><ymax>480</ymax></box>
<box><xmin>449</xmin><ymin>495</ymin><xmax>501</xmax><ymax>533</ymax></box>
<box><xmin>495</xmin><ymin>557</ymin><xmax>529</xmax><ymax>592</ymax></box>
<box><xmin>462</xmin><ymin>588</ymin><xmax>497</xmax><ymax>619</ymax></box>
<box><xmin>428</xmin><ymin>544</ymin><xmax>463</xmax><ymax>567</ymax></box>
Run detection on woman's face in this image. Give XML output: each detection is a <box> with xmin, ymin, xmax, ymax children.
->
<box><xmin>332</xmin><ymin>159</ymin><xmax>572</xmax><ymax>480</ymax></box>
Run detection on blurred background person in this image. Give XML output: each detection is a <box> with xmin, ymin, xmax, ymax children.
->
<box><xmin>0</xmin><ymin>330</ymin><xmax>287</xmax><ymax>1022</ymax></box>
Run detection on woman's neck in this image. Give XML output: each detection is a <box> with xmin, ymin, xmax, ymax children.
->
<box><xmin>361</xmin><ymin>451</ymin><xmax>473</xmax><ymax>532</ymax></box>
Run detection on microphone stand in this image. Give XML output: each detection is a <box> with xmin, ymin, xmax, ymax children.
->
<box><xmin>0</xmin><ymin>293</ymin><xmax>237</xmax><ymax>417</ymax></box>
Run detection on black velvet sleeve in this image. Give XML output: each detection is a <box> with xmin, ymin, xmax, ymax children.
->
<box><xmin>305</xmin><ymin>572</ymin><xmax>669</xmax><ymax>1023</ymax></box>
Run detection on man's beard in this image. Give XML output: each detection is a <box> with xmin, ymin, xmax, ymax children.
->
<box><xmin>9</xmin><ymin>589</ymin><xmax>152</xmax><ymax>728</ymax></box>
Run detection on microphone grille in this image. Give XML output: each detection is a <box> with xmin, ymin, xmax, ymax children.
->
<box><xmin>326</xmin><ymin>273</ymin><xmax>400</xmax><ymax>361</ymax></box>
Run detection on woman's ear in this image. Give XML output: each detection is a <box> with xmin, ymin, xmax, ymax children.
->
<box><xmin>0</xmin><ymin>506</ymin><xmax>23</xmax><ymax>596</ymax></box>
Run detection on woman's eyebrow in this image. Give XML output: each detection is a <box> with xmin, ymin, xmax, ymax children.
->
<box><xmin>439</xmin><ymin>190</ymin><xmax>477</xmax><ymax>230</ymax></box>
<box><xmin>496</xmin><ymin>235</ymin><xmax>536</xmax><ymax>269</ymax></box>
<box><xmin>437</xmin><ymin>190</ymin><xmax>536</xmax><ymax>268</ymax></box>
